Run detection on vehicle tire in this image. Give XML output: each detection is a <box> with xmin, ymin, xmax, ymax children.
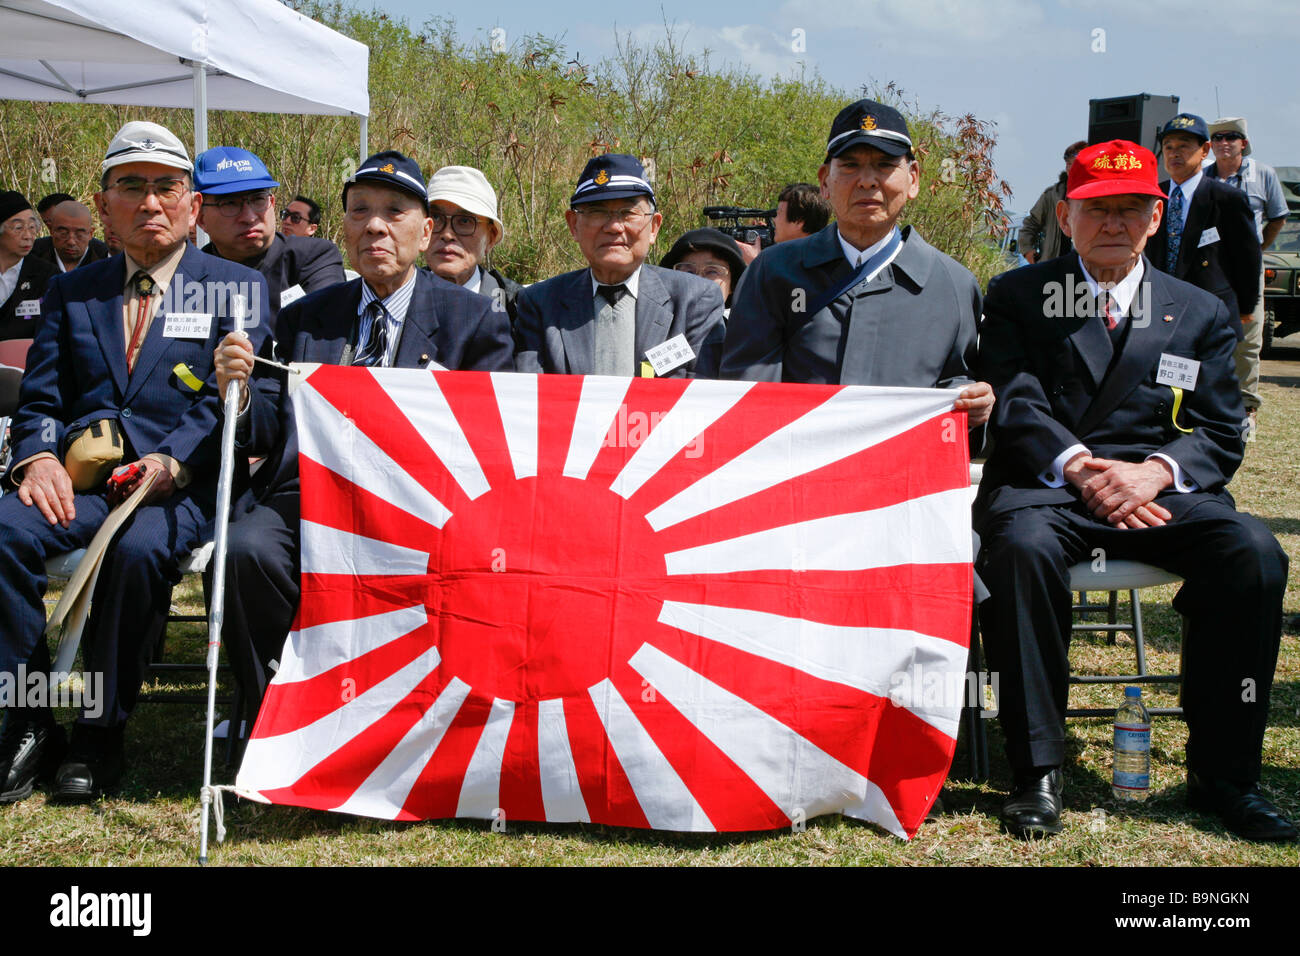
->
<box><xmin>1262</xmin><ymin>311</ymin><xmax>1274</xmax><ymax>356</ymax></box>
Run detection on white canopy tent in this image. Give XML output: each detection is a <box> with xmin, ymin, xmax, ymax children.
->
<box><xmin>0</xmin><ymin>0</ymin><xmax>370</xmax><ymax>160</ymax></box>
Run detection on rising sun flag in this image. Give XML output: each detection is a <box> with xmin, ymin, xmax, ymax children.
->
<box><xmin>234</xmin><ymin>367</ymin><xmax>973</xmax><ymax>838</ymax></box>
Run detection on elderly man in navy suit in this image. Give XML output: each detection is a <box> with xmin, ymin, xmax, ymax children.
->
<box><xmin>212</xmin><ymin>151</ymin><xmax>514</xmax><ymax>726</ymax></box>
<box><xmin>976</xmin><ymin>141</ymin><xmax>1293</xmax><ymax>842</ymax></box>
<box><xmin>514</xmin><ymin>154</ymin><xmax>723</xmax><ymax>379</ymax></box>
<box><xmin>0</xmin><ymin>121</ymin><xmax>271</xmax><ymax>802</ymax></box>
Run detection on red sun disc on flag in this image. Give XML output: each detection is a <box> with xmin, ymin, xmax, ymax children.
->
<box><xmin>236</xmin><ymin>367</ymin><xmax>973</xmax><ymax>838</ymax></box>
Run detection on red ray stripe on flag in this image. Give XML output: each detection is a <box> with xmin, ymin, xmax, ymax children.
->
<box><xmin>562</xmin><ymin>690</ymin><xmax>651</xmax><ymax>829</ymax></box>
<box><xmin>496</xmin><ymin>702</ymin><xmax>546</xmax><ymax>822</ymax></box>
<box><xmin>299</xmin><ymin>456</ymin><xmax>441</xmax><ymax>551</ymax></box>
<box><xmin>434</xmin><ymin>371</ymin><xmax>516</xmax><ymax>488</ymax></box>
<box><xmin>295</xmin><ymin>574</ymin><xmax>430</xmax><ymax>630</ymax></box>
<box><xmin>607</xmin><ymin>669</ymin><xmax>789</xmax><ymax>831</ymax></box>
<box><xmin>863</xmin><ymin>700</ymin><xmax>958</xmax><ymax>838</ymax></box>
<box><xmin>651</xmin><ymin>412</ymin><xmax>967</xmax><ymax>554</ymax></box>
<box><xmin>307</xmin><ymin>367</ymin><xmax>473</xmax><ymax>515</ymax></box>
<box><xmin>663</xmin><ymin>564</ymin><xmax>973</xmax><ymax>636</ymax></box>
<box><xmin>400</xmin><ymin>691</ymin><xmax>493</xmax><ymax>820</ymax></box>
<box><xmin>256</xmin><ymin>671</ymin><xmax>443</xmax><ymax>813</ymax></box>
<box><xmin>252</xmin><ymin>623</ymin><xmax>437</xmax><ymax>738</ymax></box>
<box><xmin>622</xmin><ymin>383</ymin><xmax>836</xmax><ymax>514</ymax></box>
<box><xmin>585</xmin><ymin>376</ymin><xmax>692</xmax><ymax>482</ymax></box>
<box><xmin>652</xmin><ymin>621</ymin><xmax>953</xmax><ymax>818</ymax></box>
<box><xmin>535</xmin><ymin>374</ymin><xmax>585</xmax><ymax>476</ymax></box>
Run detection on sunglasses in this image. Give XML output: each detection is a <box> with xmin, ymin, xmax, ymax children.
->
<box><xmin>280</xmin><ymin>209</ymin><xmax>311</xmax><ymax>224</ymax></box>
<box><xmin>1211</xmin><ymin>132</ymin><xmax>1244</xmax><ymax>142</ymax></box>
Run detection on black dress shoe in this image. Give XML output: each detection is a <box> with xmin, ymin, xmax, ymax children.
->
<box><xmin>0</xmin><ymin>716</ymin><xmax>65</xmax><ymax>804</ymax></box>
<box><xmin>1000</xmin><ymin>769</ymin><xmax>1064</xmax><ymax>838</ymax></box>
<box><xmin>48</xmin><ymin>725</ymin><xmax>123</xmax><ymax>805</ymax></box>
<box><xmin>1187</xmin><ymin>772</ymin><xmax>1298</xmax><ymax>843</ymax></box>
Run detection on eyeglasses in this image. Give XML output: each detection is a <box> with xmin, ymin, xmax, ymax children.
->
<box><xmin>572</xmin><ymin>205</ymin><xmax>651</xmax><ymax>228</ymax></box>
<box><xmin>108</xmin><ymin>177</ymin><xmax>190</xmax><ymax>204</ymax></box>
<box><xmin>1</xmin><ymin>218</ymin><xmax>41</xmax><ymax>235</ymax></box>
<box><xmin>431</xmin><ymin>212</ymin><xmax>484</xmax><ymax>236</ymax></box>
<box><xmin>203</xmin><ymin>193</ymin><xmax>272</xmax><ymax>218</ymax></box>
<box><xmin>51</xmin><ymin>226</ymin><xmax>91</xmax><ymax>240</ymax></box>
<box><xmin>1211</xmin><ymin>132</ymin><xmax>1244</xmax><ymax>142</ymax></box>
<box><xmin>673</xmin><ymin>263</ymin><xmax>730</xmax><ymax>281</ymax></box>
<box><xmin>280</xmin><ymin>209</ymin><xmax>311</xmax><ymax>224</ymax></box>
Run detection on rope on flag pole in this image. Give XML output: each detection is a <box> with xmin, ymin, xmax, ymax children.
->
<box><xmin>199</xmin><ymin>309</ymin><xmax>246</xmax><ymax>864</ymax></box>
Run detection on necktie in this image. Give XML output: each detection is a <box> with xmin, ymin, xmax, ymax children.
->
<box><xmin>354</xmin><ymin>300</ymin><xmax>388</xmax><ymax>367</ymax></box>
<box><xmin>1100</xmin><ymin>290</ymin><xmax>1117</xmax><ymax>331</ymax></box>
<box><xmin>593</xmin><ymin>284</ymin><xmax>635</xmax><ymax>376</ymax></box>
<box><xmin>1166</xmin><ymin>186</ymin><xmax>1184</xmax><ymax>272</ymax></box>
<box><xmin>125</xmin><ymin>270</ymin><xmax>155</xmax><ymax>374</ymax></box>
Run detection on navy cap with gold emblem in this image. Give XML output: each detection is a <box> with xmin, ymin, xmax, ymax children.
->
<box><xmin>570</xmin><ymin>154</ymin><xmax>654</xmax><ymax>206</ymax></box>
<box><xmin>342</xmin><ymin>150</ymin><xmax>429</xmax><ymax>211</ymax></box>
<box><xmin>825</xmin><ymin>99</ymin><xmax>913</xmax><ymax>161</ymax></box>
<box><xmin>1157</xmin><ymin>113</ymin><xmax>1209</xmax><ymax>144</ymax></box>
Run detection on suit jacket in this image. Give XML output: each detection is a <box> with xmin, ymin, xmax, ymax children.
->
<box><xmin>203</xmin><ymin>232</ymin><xmax>345</xmax><ymax>319</ymax></box>
<box><xmin>243</xmin><ymin>268</ymin><xmax>515</xmax><ymax>496</ymax></box>
<box><xmin>0</xmin><ymin>254</ymin><xmax>59</xmax><ymax>341</ymax></box>
<box><xmin>1145</xmin><ymin>175</ymin><xmax>1261</xmax><ymax>336</ymax></box>
<box><xmin>719</xmin><ymin>224</ymin><xmax>980</xmax><ymax>388</ymax></box>
<box><xmin>513</xmin><ymin>263</ymin><xmax>724</xmax><ymax>377</ymax></box>
<box><xmin>30</xmin><ymin>235</ymin><xmax>111</xmax><ymax>271</ymax></box>
<box><xmin>5</xmin><ymin>244</ymin><xmax>271</xmax><ymax>484</ymax></box>
<box><xmin>974</xmin><ymin>255</ymin><xmax>1244</xmax><ymax>527</ymax></box>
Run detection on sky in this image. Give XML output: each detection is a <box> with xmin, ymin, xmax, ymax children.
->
<box><xmin>372</xmin><ymin>0</ymin><xmax>1298</xmax><ymax>213</ymax></box>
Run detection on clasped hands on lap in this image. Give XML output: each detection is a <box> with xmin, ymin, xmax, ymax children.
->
<box><xmin>1063</xmin><ymin>451</ymin><xmax>1174</xmax><ymax>529</ymax></box>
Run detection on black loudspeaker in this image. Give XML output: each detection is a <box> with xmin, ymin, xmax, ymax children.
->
<box><xmin>1088</xmin><ymin>94</ymin><xmax>1181</xmax><ymax>155</ymax></box>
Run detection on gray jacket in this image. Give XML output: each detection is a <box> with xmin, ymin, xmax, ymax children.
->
<box><xmin>514</xmin><ymin>263</ymin><xmax>724</xmax><ymax>377</ymax></box>
<box><xmin>718</xmin><ymin>223</ymin><xmax>979</xmax><ymax>388</ymax></box>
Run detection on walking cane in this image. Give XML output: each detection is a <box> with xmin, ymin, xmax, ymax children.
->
<box><xmin>199</xmin><ymin>312</ymin><xmax>245</xmax><ymax>864</ymax></box>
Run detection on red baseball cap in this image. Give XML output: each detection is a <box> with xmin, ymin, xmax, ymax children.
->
<box><xmin>1065</xmin><ymin>140</ymin><xmax>1167</xmax><ymax>200</ymax></box>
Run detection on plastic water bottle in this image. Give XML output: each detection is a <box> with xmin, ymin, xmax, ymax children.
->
<box><xmin>1112</xmin><ymin>686</ymin><xmax>1151</xmax><ymax>801</ymax></box>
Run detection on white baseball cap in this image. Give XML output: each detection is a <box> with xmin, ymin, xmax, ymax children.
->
<box><xmin>427</xmin><ymin>166</ymin><xmax>504</xmax><ymax>242</ymax></box>
<box><xmin>102</xmin><ymin>121</ymin><xmax>193</xmax><ymax>175</ymax></box>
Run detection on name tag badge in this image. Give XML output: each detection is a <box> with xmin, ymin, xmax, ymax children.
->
<box><xmin>162</xmin><ymin>312</ymin><xmax>214</xmax><ymax>339</ymax></box>
<box><xmin>1156</xmin><ymin>353</ymin><xmax>1200</xmax><ymax>390</ymax></box>
<box><xmin>644</xmin><ymin>334</ymin><xmax>695</xmax><ymax>376</ymax></box>
<box><xmin>1198</xmin><ymin>226</ymin><xmax>1220</xmax><ymax>248</ymax></box>
<box><xmin>279</xmin><ymin>284</ymin><xmax>306</xmax><ymax>308</ymax></box>
<box><xmin>14</xmin><ymin>299</ymin><xmax>40</xmax><ymax>317</ymax></box>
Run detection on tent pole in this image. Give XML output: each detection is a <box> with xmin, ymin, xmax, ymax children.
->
<box><xmin>193</xmin><ymin>62</ymin><xmax>208</xmax><ymax>246</ymax></box>
<box><xmin>359</xmin><ymin>114</ymin><xmax>368</xmax><ymax>165</ymax></box>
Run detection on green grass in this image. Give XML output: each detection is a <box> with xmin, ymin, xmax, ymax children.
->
<box><xmin>4</xmin><ymin>383</ymin><xmax>1300</xmax><ymax>866</ymax></box>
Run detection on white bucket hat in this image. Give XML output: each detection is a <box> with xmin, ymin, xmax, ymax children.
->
<box><xmin>1208</xmin><ymin>117</ymin><xmax>1251</xmax><ymax>157</ymax></box>
<box><xmin>426</xmin><ymin>166</ymin><xmax>504</xmax><ymax>242</ymax></box>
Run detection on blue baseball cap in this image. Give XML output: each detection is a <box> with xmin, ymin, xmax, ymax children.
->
<box><xmin>1158</xmin><ymin>113</ymin><xmax>1209</xmax><ymax>144</ymax></box>
<box><xmin>193</xmin><ymin>147</ymin><xmax>279</xmax><ymax>195</ymax></box>
<box><xmin>570</xmin><ymin>154</ymin><xmax>654</xmax><ymax>206</ymax></box>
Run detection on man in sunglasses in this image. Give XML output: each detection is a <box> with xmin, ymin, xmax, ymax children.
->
<box><xmin>1205</xmin><ymin>117</ymin><xmax>1289</xmax><ymax>434</ymax></box>
<box><xmin>279</xmin><ymin>195</ymin><xmax>321</xmax><ymax>238</ymax></box>
<box><xmin>515</xmin><ymin>154</ymin><xmax>723</xmax><ymax>377</ymax></box>
<box><xmin>195</xmin><ymin>147</ymin><xmax>344</xmax><ymax>320</ymax></box>
<box><xmin>0</xmin><ymin>121</ymin><xmax>272</xmax><ymax>802</ymax></box>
